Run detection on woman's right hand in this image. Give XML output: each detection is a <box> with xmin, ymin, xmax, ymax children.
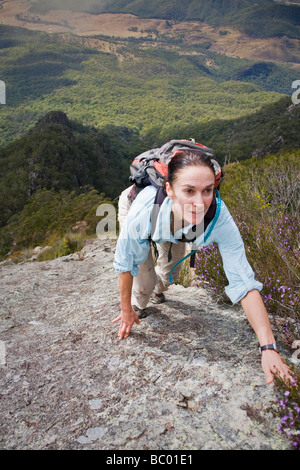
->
<box><xmin>112</xmin><ymin>307</ymin><xmax>140</xmax><ymax>339</ymax></box>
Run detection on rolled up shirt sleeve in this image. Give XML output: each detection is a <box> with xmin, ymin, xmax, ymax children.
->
<box><xmin>113</xmin><ymin>225</ymin><xmax>151</xmax><ymax>277</ymax></box>
<box><xmin>211</xmin><ymin>203</ymin><xmax>263</xmax><ymax>304</ymax></box>
<box><xmin>113</xmin><ymin>187</ymin><xmax>155</xmax><ymax>276</ymax></box>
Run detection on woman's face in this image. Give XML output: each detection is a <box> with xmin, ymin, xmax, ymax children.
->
<box><xmin>166</xmin><ymin>164</ymin><xmax>215</xmax><ymax>228</ymax></box>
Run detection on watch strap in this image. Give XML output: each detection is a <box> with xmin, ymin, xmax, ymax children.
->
<box><xmin>259</xmin><ymin>342</ymin><xmax>278</xmax><ymax>354</ymax></box>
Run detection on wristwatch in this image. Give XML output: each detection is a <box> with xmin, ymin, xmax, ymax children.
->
<box><xmin>259</xmin><ymin>342</ymin><xmax>278</xmax><ymax>354</ymax></box>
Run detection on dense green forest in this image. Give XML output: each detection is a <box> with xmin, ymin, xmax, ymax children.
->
<box><xmin>1</xmin><ymin>96</ymin><xmax>299</xmax><ymax>260</ymax></box>
<box><xmin>0</xmin><ymin>24</ymin><xmax>295</xmax><ymax>147</ymax></box>
<box><xmin>31</xmin><ymin>0</ymin><xmax>300</xmax><ymax>39</ymax></box>
<box><xmin>0</xmin><ymin>111</ymin><xmax>144</xmax><ymax>252</ymax></box>
<box><xmin>154</xmin><ymin>95</ymin><xmax>300</xmax><ymax>161</ymax></box>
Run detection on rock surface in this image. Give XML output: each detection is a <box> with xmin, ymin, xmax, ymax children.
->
<box><xmin>0</xmin><ymin>238</ymin><xmax>291</xmax><ymax>450</ymax></box>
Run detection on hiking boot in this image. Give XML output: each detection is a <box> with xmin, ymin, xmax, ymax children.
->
<box><xmin>151</xmin><ymin>293</ymin><xmax>166</xmax><ymax>304</ymax></box>
<box><xmin>132</xmin><ymin>305</ymin><xmax>149</xmax><ymax>319</ymax></box>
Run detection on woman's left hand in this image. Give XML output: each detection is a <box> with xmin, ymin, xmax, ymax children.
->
<box><xmin>261</xmin><ymin>350</ymin><xmax>293</xmax><ymax>384</ymax></box>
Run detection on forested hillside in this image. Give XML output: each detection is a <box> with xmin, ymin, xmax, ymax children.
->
<box><xmin>154</xmin><ymin>96</ymin><xmax>300</xmax><ymax>161</ymax></box>
<box><xmin>31</xmin><ymin>0</ymin><xmax>300</xmax><ymax>39</ymax></box>
<box><xmin>0</xmin><ymin>23</ymin><xmax>295</xmax><ymax>148</ymax></box>
<box><xmin>0</xmin><ymin>110</ymin><xmax>145</xmax><ymax>257</ymax></box>
<box><xmin>1</xmin><ymin>97</ymin><xmax>299</xmax><ymax>261</ymax></box>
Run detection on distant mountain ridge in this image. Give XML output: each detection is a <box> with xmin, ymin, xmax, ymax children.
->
<box><xmin>31</xmin><ymin>0</ymin><xmax>300</xmax><ymax>39</ymax></box>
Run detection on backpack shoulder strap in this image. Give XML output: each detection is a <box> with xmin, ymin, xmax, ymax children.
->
<box><xmin>148</xmin><ymin>186</ymin><xmax>167</xmax><ymax>262</ymax></box>
<box><xmin>150</xmin><ymin>186</ymin><xmax>167</xmax><ymax>239</ymax></box>
<box><xmin>168</xmin><ymin>189</ymin><xmax>222</xmax><ymax>282</ymax></box>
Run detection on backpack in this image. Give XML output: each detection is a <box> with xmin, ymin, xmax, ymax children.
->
<box><xmin>127</xmin><ymin>138</ymin><xmax>222</xmax><ymax>204</ymax></box>
<box><xmin>126</xmin><ymin>139</ymin><xmax>223</xmax><ymax>279</ymax></box>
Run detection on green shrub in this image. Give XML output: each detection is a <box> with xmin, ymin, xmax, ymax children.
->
<box><xmin>0</xmin><ymin>188</ymin><xmax>109</xmax><ymax>259</ymax></box>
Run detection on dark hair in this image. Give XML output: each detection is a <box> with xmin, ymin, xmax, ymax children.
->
<box><xmin>167</xmin><ymin>149</ymin><xmax>215</xmax><ymax>187</ymax></box>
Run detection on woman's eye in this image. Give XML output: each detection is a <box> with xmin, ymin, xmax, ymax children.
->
<box><xmin>204</xmin><ymin>188</ymin><xmax>213</xmax><ymax>195</ymax></box>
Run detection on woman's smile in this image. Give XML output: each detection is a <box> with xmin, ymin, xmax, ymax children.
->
<box><xmin>165</xmin><ymin>165</ymin><xmax>215</xmax><ymax>230</ymax></box>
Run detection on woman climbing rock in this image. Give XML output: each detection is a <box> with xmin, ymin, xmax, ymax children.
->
<box><xmin>113</xmin><ymin>147</ymin><xmax>292</xmax><ymax>385</ymax></box>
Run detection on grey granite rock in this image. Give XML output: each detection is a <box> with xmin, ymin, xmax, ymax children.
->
<box><xmin>0</xmin><ymin>238</ymin><xmax>291</xmax><ymax>450</ymax></box>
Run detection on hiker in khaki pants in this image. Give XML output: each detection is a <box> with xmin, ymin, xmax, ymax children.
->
<box><xmin>113</xmin><ymin>149</ymin><xmax>293</xmax><ymax>386</ymax></box>
<box><xmin>118</xmin><ymin>185</ymin><xmax>186</xmax><ymax>312</ymax></box>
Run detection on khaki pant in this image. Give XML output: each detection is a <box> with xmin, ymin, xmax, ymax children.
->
<box><xmin>118</xmin><ymin>186</ymin><xmax>186</xmax><ymax>309</ymax></box>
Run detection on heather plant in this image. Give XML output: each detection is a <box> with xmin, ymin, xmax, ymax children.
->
<box><xmin>270</xmin><ymin>368</ymin><xmax>300</xmax><ymax>450</ymax></box>
<box><xmin>193</xmin><ymin>243</ymin><xmax>228</xmax><ymax>303</ymax></box>
<box><xmin>258</xmin><ymin>213</ymin><xmax>299</xmax><ymax>319</ymax></box>
<box><xmin>194</xmin><ymin>152</ymin><xmax>300</xmax><ymax>324</ymax></box>
<box><xmin>193</xmin><ymin>210</ymin><xmax>299</xmax><ymax>321</ymax></box>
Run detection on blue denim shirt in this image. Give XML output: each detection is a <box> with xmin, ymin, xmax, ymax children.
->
<box><xmin>114</xmin><ymin>186</ymin><xmax>263</xmax><ymax>304</ymax></box>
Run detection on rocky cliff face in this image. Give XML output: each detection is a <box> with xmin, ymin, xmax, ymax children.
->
<box><xmin>0</xmin><ymin>238</ymin><xmax>291</xmax><ymax>450</ymax></box>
